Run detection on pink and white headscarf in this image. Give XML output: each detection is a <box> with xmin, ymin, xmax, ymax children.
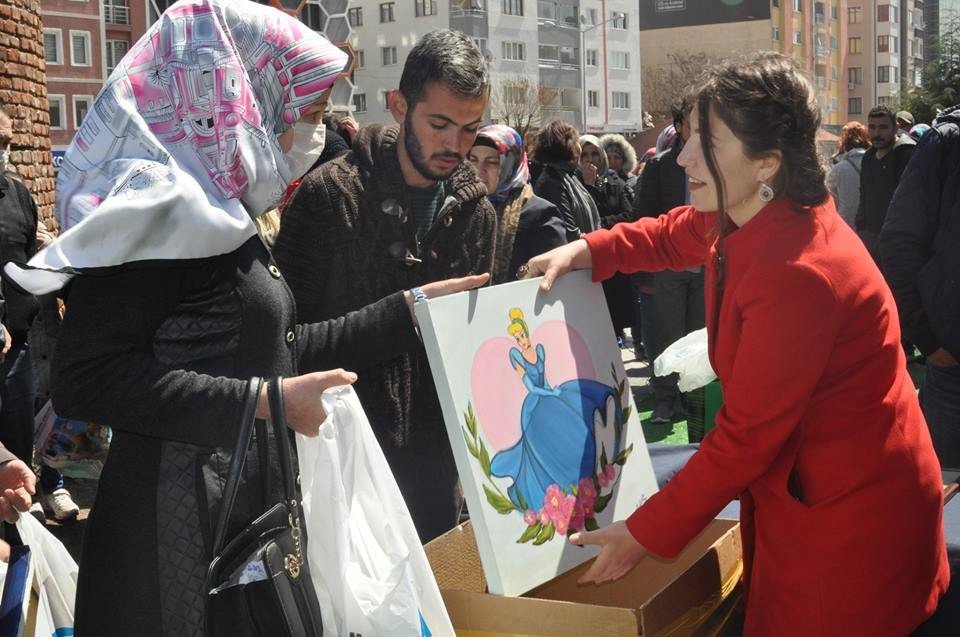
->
<box><xmin>7</xmin><ymin>0</ymin><xmax>347</xmax><ymax>294</ymax></box>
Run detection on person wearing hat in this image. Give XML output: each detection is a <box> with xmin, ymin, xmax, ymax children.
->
<box><xmin>896</xmin><ymin>110</ymin><xmax>915</xmax><ymax>137</ymax></box>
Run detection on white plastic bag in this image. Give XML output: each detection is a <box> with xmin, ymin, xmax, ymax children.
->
<box><xmin>653</xmin><ymin>328</ymin><xmax>718</xmax><ymax>392</ymax></box>
<box><xmin>297</xmin><ymin>386</ymin><xmax>454</xmax><ymax>637</ymax></box>
<box><xmin>13</xmin><ymin>511</ymin><xmax>79</xmax><ymax>636</ymax></box>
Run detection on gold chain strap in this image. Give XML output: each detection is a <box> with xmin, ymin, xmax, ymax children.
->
<box><xmin>285</xmin><ymin>499</ymin><xmax>304</xmax><ymax>579</ymax></box>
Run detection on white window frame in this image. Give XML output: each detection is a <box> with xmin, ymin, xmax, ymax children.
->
<box><xmin>610</xmin><ymin>51</ymin><xmax>629</xmax><ymax>70</ymax></box>
<box><xmin>585</xmin><ymin>49</ymin><xmax>598</xmax><ymax>66</ymax></box>
<box><xmin>105</xmin><ymin>39</ymin><xmax>128</xmax><ymax>75</ymax></box>
<box><xmin>356</xmin><ymin>49</ymin><xmax>365</xmax><ymax>68</ymax></box>
<box><xmin>793</xmin><ymin>30</ymin><xmax>802</xmax><ymax>45</ymax></box>
<box><xmin>772</xmin><ymin>26</ymin><xmax>780</xmax><ymax>41</ymax></box>
<box><xmin>43</xmin><ymin>28</ymin><xmax>63</xmax><ymax>65</ymax></box>
<box><xmin>587</xmin><ymin>90</ymin><xmax>599</xmax><ymax>108</ymax></box>
<box><xmin>69</xmin><ymin>30</ymin><xmax>92</xmax><ymax>67</ymax></box>
<box><xmin>611</xmin><ymin>91</ymin><xmax>630</xmax><ymax>110</ymax></box>
<box><xmin>72</xmin><ymin>94</ymin><xmax>94</xmax><ymax>129</ymax></box>
<box><xmin>382</xmin><ymin>90</ymin><xmax>392</xmax><ymax>111</ymax></box>
<box><xmin>48</xmin><ymin>94</ymin><xmax>67</xmax><ymax>130</ymax></box>
<box><xmin>501</xmin><ymin>41</ymin><xmax>525</xmax><ymax>61</ymax></box>
<box><xmin>353</xmin><ymin>92</ymin><xmax>367</xmax><ymax>113</ymax></box>
<box><xmin>611</xmin><ymin>11</ymin><xmax>627</xmax><ymax>30</ymax></box>
<box><xmin>381</xmin><ymin>46</ymin><xmax>397</xmax><ymax>66</ymax></box>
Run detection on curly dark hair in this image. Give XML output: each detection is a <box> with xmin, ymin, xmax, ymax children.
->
<box><xmin>532</xmin><ymin>120</ymin><xmax>580</xmax><ymax>164</ymax></box>
<box><xmin>694</xmin><ymin>53</ymin><xmax>828</xmax><ymax>287</ymax></box>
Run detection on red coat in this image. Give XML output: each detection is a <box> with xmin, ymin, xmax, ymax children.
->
<box><xmin>585</xmin><ymin>199</ymin><xmax>949</xmax><ymax>636</ymax></box>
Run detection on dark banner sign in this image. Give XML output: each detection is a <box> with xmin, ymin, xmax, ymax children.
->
<box><xmin>639</xmin><ymin>0</ymin><xmax>771</xmax><ymax>30</ymax></box>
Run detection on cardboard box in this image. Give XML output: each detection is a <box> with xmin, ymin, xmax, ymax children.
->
<box><xmin>425</xmin><ymin>518</ymin><xmax>742</xmax><ymax>637</ymax></box>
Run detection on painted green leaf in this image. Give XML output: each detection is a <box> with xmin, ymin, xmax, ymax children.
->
<box><xmin>594</xmin><ymin>492</ymin><xmax>612</xmax><ymax>513</ymax></box>
<box><xmin>479</xmin><ymin>439</ymin><xmax>492</xmax><ymax>477</ymax></box>
<box><xmin>585</xmin><ymin>517</ymin><xmax>600</xmax><ymax>532</ymax></box>
<box><xmin>600</xmin><ymin>443</ymin><xmax>608</xmax><ymax>469</ymax></box>
<box><xmin>533</xmin><ymin>522</ymin><xmax>556</xmax><ymax>545</ymax></box>
<box><xmin>483</xmin><ymin>485</ymin><xmax>516</xmax><ymax>514</ymax></box>
<box><xmin>618</xmin><ymin>379</ymin><xmax>626</xmax><ymax>398</ymax></box>
<box><xmin>462</xmin><ymin>427</ymin><xmax>479</xmax><ymax>459</ymax></box>
<box><xmin>614</xmin><ymin>443</ymin><xmax>635</xmax><ymax>466</ymax></box>
<box><xmin>621</xmin><ymin>405</ymin><xmax>632</xmax><ymax>425</ymax></box>
<box><xmin>516</xmin><ymin>489</ymin><xmax>529</xmax><ymax>512</ymax></box>
<box><xmin>518</xmin><ymin>523</ymin><xmax>542</xmax><ymax>543</ymax></box>
<box><xmin>466</xmin><ymin>402</ymin><xmax>477</xmax><ymax>436</ymax></box>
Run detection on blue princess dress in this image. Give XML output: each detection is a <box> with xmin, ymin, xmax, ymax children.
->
<box><xmin>491</xmin><ymin>344</ymin><xmax>620</xmax><ymax>510</ymax></box>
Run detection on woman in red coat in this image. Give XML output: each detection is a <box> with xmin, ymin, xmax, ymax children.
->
<box><xmin>524</xmin><ymin>53</ymin><xmax>949</xmax><ymax>635</ymax></box>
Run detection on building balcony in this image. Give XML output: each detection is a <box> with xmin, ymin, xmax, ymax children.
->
<box><xmin>103</xmin><ymin>3</ymin><xmax>130</xmax><ymax>25</ymax></box>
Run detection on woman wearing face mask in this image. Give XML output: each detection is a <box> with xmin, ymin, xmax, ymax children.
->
<box><xmin>522</xmin><ymin>53</ymin><xmax>948</xmax><ymax>634</ymax></box>
<box><xmin>4</xmin><ymin>1</ymin><xmax>486</xmax><ymax>633</ymax></box>
<box><xmin>467</xmin><ymin>125</ymin><xmax>566</xmax><ymax>284</ymax></box>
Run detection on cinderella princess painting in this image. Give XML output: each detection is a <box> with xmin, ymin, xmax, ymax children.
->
<box><xmin>490</xmin><ymin>308</ymin><xmax>621</xmax><ymax>515</ymax></box>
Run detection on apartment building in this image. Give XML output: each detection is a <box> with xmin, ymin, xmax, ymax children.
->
<box><xmin>846</xmin><ymin>1</ymin><xmax>924</xmax><ymax>119</ymax></box>
<box><xmin>924</xmin><ymin>0</ymin><xmax>960</xmax><ymax>71</ymax></box>
<box><xmin>42</xmin><ymin>0</ymin><xmax>149</xmax><ymax>155</ymax></box>
<box><xmin>639</xmin><ymin>1</ymin><xmax>849</xmax><ymax>127</ymax></box>
<box><xmin>348</xmin><ymin>0</ymin><xmax>645</xmax><ymax>133</ymax></box>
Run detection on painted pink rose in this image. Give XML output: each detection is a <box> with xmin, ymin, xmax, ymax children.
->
<box><xmin>598</xmin><ymin>463</ymin><xmax>617</xmax><ymax>488</ymax></box>
<box><xmin>578</xmin><ymin>477</ymin><xmax>597</xmax><ymax>515</ymax></box>
<box><xmin>553</xmin><ymin>492</ymin><xmax>576</xmax><ymax>536</ymax></box>
<box><xmin>523</xmin><ymin>509</ymin><xmax>538</xmax><ymax>526</ymax></box>
<box><xmin>542</xmin><ymin>484</ymin><xmax>565</xmax><ymax>522</ymax></box>
<box><xmin>539</xmin><ymin>508</ymin><xmax>551</xmax><ymax>527</ymax></box>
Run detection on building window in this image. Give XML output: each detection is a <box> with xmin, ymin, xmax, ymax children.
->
<box><xmin>610</xmin><ymin>51</ymin><xmax>629</xmax><ymax>70</ymax></box>
<box><xmin>379</xmin><ymin>2</ymin><xmax>395</xmax><ymax>22</ymax></box>
<box><xmin>69</xmin><ymin>30</ymin><xmax>91</xmax><ymax>67</ymax></box>
<box><xmin>502</xmin><ymin>0</ymin><xmax>523</xmax><ymax>16</ymax></box>
<box><xmin>793</xmin><ymin>0</ymin><xmax>802</xmax><ymax>11</ymax></box>
<box><xmin>381</xmin><ymin>46</ymin><xmax>397</xmax><ymax>66</ymax></box>
<box><xmin>848</xmin><ymin>6</ymin><xmax>861</xmax><ymax>24</ymax></box>
<box><xmin>772</xmin><ymin>0</ymin><xmax>779</xmax><ymax>6</ymax></box>
<box><xmin>793</xmin><ymin>30</ymin><xmax>802</xmax><ymax>45</ymax></box>
<box><xmin>301</xmin><ymin>0</ymin><xmax>323</xmax><ymax>30</ymax></box>
<box><xmin>877</xmin><ymin>65</ymin><xmax>891</xmax><ymax>83</ymax></box>
<box><xmin>848</xmin><ymin>37</ymin><xmax>862</xmax><ymax>54</ymax></box>
<box><xmin>356</xmin><ymin>49</ymin><xmax>365</xmax><ymax>68</ymax></box>
<box><xmin>878</xmin><ymin>35</ymin><xmax>897</xmax><ymax>53</ymax></box>
<box><xmin>848</xmin><ymin>97</ymin><xmax>862</xmax><ymax>114</ymax></box>
<box><xmin>611</xmin><ymin>11</ymin><xmax>627</xmax><ymax>30</ymax></box>
<box><xmin>559</xmin><ymin>45</ymin><xmax>578</xmax><ymax>65</ymax></box>
<box><xmin>353</xmin><ymin>92</ymin><xmax>367</xmax><ymax>113</ymax></box>
<box><xmin>831</xmin><ymin>66</ymin><xmax>838</xmax><ymax>80</ymax></box>
<box><xmin>539</xmin><ymin>44</ymin><xmax>558</xmax><ymax>61</ymax></box>
<box><xmin>502</xmin><ymin>41</ymin><xmax>525</xmax><ymax>61</ymax></box>
<box><xmin>878</xmin><ymin>96</ymin><xmax>894</xmax><ymax>106</ymax></box>
<box><xmin>103</xmin><ymin>0</ymin><xmax>130</xmax><ymax>25</ymax></box>
<box><xmin>890</xmin><ymin>36</ymin><xmax>898</xmax><ymax>53</ymax></box>
<box><xmin>105</xmin><ymin>39</ymin><xmax>128</xmax><ymax>75</ymax></box>
<box><xmin>831</xmin><ymin>4</ymin><xmax>838</xmax><ymax>19</ymax></box>
<box><xmin>73</xmin><ymin>95</ymin><xmax>93</xmax><ymax>129</ymax></box>
<box><xmin>877</xmin><ymin>4</ymin><xmax>894</xmax><ymax>22</ymax></box>
<box><xmin>43</xmin><ymin>28</ymin><xmax>63</xmax><ymax>65</ymax></box>
<box><xmin>585</xmin><ymin>8</ymin><xmax>597</xmax><ymax>25</ymax></box>
<box><xmin>585</xmin><ymin>49</ymin><xmax>597</xmax><ymax>66</ymax></box>
<box><xmin>772</xmin><ymin>26</ymin><xmax>780</xmax><ymax>41</ymax></box>
<box><xmin>587</xmin><ymin>90</ymin><xmax>599</xmax><ymax>108</ymax></box>
<box><xmin>611</xmin><ymin>91</ymin><xmax>630</xmax><ymax>109</ymax></box>
<box><xmin>415</xmin><ymin>0</ymin><xmax>437</xmax><ymax>17</ymax></box>
<box><xmin>848</xmin><ymin>66</ymin><xmax>862</xmax><ymax>84</ymax></box>
<box><xmin>382</xmin><ymin>90</ymin><xmax>393</xmax><ymax>111</ymax></box>
<box><xmin>348</xmin><ymin>7</ymin><xmax>363</xmax><ymax>26</ymax></box>
<box><xmin>48</xmin><ymin>95</ymin><xmax>66</xmax><ymax>130</ymax></box>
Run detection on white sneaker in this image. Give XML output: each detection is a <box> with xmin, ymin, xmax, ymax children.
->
<box><xmin>42</xmin><ymin>488</ymin><xmax>80</xmax><ymax>523</ymax></box>
<box><xmin>28</xmin><ymin>501</ymin><xmax>46</xmax><ymax>524</ymax></box>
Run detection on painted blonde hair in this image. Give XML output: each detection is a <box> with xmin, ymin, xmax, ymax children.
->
<box><xmin>507</xmin><ymin>307</ymin><xmax>529</xmax><ymax>338</ymax></box>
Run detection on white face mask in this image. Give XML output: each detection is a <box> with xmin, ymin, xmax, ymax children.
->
<box><xmin>284</xmin><ymin>121</ymin><xmax>326</xmax><ymax>181</ymax></box>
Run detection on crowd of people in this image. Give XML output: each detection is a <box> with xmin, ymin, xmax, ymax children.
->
<box><xmin>0</xmin><ymin>0</ymin><xmax>954</xmax><ymax>633</ymax></box>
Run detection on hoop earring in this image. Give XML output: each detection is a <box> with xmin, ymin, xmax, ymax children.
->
<box><xmin>758</xmin><ymin>181</ymin><xmax>775</xmax><ymax>203</ymax></box>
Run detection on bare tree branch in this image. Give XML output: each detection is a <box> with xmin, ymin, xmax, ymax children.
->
<box><xmin>489</xmin><ymin>75</ymin><xmax>560</xmax><ymax>138</ymax></box>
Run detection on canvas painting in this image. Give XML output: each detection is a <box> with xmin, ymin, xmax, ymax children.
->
<box><xmin>416</xmin><ymin>271</ymin><xmax>659</xmax><ymax>596</ymax></box>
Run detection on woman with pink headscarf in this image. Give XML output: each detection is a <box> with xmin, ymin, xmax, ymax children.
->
<box><xmin>5</xmin><ymin>1</ymin><xmax>485</xmax><ymax>633</ymax></box>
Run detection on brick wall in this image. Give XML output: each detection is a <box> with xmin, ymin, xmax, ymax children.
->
<box><xmin>0</xmin><ymin>0</ymin><xmax>56</xmax><ymax>230</ymax></box>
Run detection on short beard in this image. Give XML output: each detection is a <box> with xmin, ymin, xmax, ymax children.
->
<box><xmin>403</xmin><ymin>109</ymin><xmax>460</xmax><ymax>182</ymax></box>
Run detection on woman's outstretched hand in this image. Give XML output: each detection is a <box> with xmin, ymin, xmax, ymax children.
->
<box><xmin>518</xmin><ymin>239</ymin><xmax>593</xmax><ymax>292</ymax></box>
<box><xmin>404</xmin><ymin>273</ymin><xmax>491</xmax><ymax>325</ymax></box>
<box><xmin>569</xmin><ymin>520</ymin><xmax>648</xmax><ymax>585</ymax></box>
<box><xmin>256</xmin><ymin>370</ymin><xmax>358</xmax><ymax>436</ymax></box>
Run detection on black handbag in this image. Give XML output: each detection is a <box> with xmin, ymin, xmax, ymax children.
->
<box><xmin>205</xmin><ymin>377</ymin><xmax>324</xmax><ymax>636</ymax></box>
